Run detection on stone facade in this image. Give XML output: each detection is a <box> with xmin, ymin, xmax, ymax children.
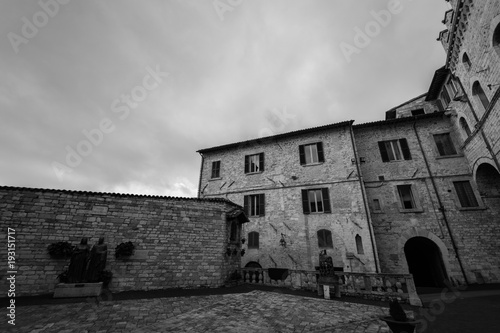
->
<box><xmin>198</xmin><ymin>122</ymin><xmax>378</xmax><ymax>273</ymax></box>
<box><xmin>198</xmin><ymin>0</ymin><xmax>500</xmax><ymax>287</ymax></box>
<box><xmin>0</xmin><ymin>186</ymin><xmax>247</xmax><ymax>296</ymax></box>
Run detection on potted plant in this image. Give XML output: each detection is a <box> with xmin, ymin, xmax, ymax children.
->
<box><xmin>115</xmin><ymin>241</ymin><xmax>135</xmax><ymax>259</ymax></box>
<box><xmin>240</xmin><ymin>249</ymin><xmax>246</xmax><ymax>257</ymax></box>
<box><xmin>47</xmin><ymin>241</ymin><xmax>74</xmax><ymax>259</ymax></box>
<box><xmin>380</xmin><ymin>299</ymin><xmax>418</xmax><ymax>333</ymax></box>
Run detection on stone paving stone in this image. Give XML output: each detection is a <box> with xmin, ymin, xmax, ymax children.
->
<box><xmin>7</xmin><ymin>291</ymin><xmax>391</xmax><ymax>333</ymax></box>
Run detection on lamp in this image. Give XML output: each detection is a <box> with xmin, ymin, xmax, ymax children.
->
<box><xmin>279</xmin><ymin>233</ymin><xmax>287</xmax><ymax>248</ymax></box>
<box><xmin>487</xmin><ymin>83</ymin><xmax>500</xmax><ymax>90</ymax></box>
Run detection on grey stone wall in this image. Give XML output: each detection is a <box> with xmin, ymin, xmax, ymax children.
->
<box><xmin>0</xmin><ymin>187</ymin><xmax>243</xmax><ymax>296</ymax></box>
<box><xmin>199</xmin><ymin>124</ymin><xmax>378</xmax><ymax>273</ymax></box>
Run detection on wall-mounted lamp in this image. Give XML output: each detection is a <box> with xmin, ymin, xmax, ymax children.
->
<box><xmin>279</xmin><ymin>233</ymin><xmax>287</xmax><ymax>248</ymax></box>
<box><xmin>487</xmin><ymin>83</ymin><xmax>500</xmax><ymax>90</ymax></box>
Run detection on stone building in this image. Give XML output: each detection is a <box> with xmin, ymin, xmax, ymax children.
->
<box><xmin>198</xmin><ymin>0</ymin><xmax>500</xmax><ymax>287</ymax></box>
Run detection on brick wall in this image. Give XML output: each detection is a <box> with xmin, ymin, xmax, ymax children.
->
<box><xmin>0</xmin><ymin>187</ymin><xmax>244</xmax><ymax>296</ymax></box>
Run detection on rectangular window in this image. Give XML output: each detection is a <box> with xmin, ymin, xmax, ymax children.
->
<box><xmin>433</xmin><ymin>133</ymin><xmax>457</xmax><ymax>156</ymax></box>
<box><xmin>397</xmin><ymin>185</ymin><xmax>416</xmax><ymax>209</ymax></box>
<box><xmin>453</xmin><ymin>181</ymin><xmax>479</xmax><ymax>208</ymax></box>
<box><xmin>299</xmin><ymin>142</ymin><xmax>325</xmax><ymax>165</ymax></box>
<box><xmin>378</xmin><ymin>139</ymin><xmax>412</xmax><ymax>162</ymax></box>
<box><xmin>244</xmin><ymin>153</ymin><xmax>264</xmax><ymax>173</ymax></box>
<box><xmin>248</xmin><ymin>232</ymin><xmax>259</xmax><ymax>249</ymax></box>
<box><xmin>441</xmin><ymin>89</ymin><xmax>451</xmax><ymax>107</ymax></box>
<box><xmin>301</xmin><ymin>188</ymin><xmax>331</xmax><ymax>214</ymax></box>
<box><xmin>211</xmin><ymin>161</ymin><xmax>221</xmax><ymax>179</ymax></box>
<box><xmin>411</xmin><ymin>109</ymin><xmax>425</xmax><ymax>116</ymax></box>
<box><xmin>243</xmin><ymin>194</ymin><xmax>265</xmax><ymax>217</ymax></box>
<box><xmin>373</xmin><ymin>199</ymin><xmax>381</xmax><ymax>211</ymax></box>
<box><xmin>447</xmin><ymin>77</ymin><xmax>457</xmax><ymax>97</ymax></box>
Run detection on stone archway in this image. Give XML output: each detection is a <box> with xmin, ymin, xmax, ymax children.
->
<box><xmin>475</xmin><ymin>162</ymin><xmax>500</xmax><ymax>197</ymax></box>
<box><xmin>404</xmin><ymin>237</ymin><xmax>449</xmax><ymax>288</ymax></box>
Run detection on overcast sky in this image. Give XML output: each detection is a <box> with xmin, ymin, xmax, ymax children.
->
<box><xmin>1</xmin><ymin>0</ymin><xmax>450</xmax><ymax>197</ymax></box>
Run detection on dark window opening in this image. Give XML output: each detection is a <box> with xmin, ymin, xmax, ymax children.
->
<box><xmin>248</xmin><ymin>231</ymin><xmax>259</xmax><ymax>249</ymax></box>
<box><xmin>411</xmin><ymin>109</ymin><xmax>425</xmax><ymax>116</ymax></box>
<box><xmin>244</xmin><ymin>153</ymin><xmax>264</xmax><ymax>173</ymax></box>
<box><xmin>211</xmin><ymin>161</ymin><xmax>221</xmax><ymax>178</ymax></box>
<box><xmin>398</xmin><ymin>185</ymin><xmax>416</xmax><ymax>209</ymax></box>
<box><xmin>243</xmin><ymin>194</ymin><xmax>265</xmax><ymax>217</ymax></box>
<box><xmin>472</xmin><ymin>81</ymin><xmax>490</xmax><ymax>111</ymax></box>
<box><xmin>301</xmin><ymin>188</ymin><xmax>331</xmax><ymax>214</ymax></box>
<box><xmin>317</xmin><ymin>229</ymin><xmax>333</xmax><ymax>248</ymax></box>
<box><xmin>493</xmin><ymin>23</ymin><xmax>500</xmax><ymax>57</ymax></box>
<box><xmin>459</xmin><ymin>118</ymin><xmax>471</xmax><ymax>137</ymax></box>
<box><xmin>378</xmin><ymin>139</ymin><xmax>412</xmax><ymax>162</ymax></box>
<box><xmin>433</xmin><ymin>133</ymin><xmax>457</xmax><ymax>156</ymax></box>
<box><xmin>355</xmin><ymin>234</ymin><xmax>364</xmax><ymax>254</ymax></box>
<box><xmin>453</xmin><ymin>181</ymin><xmax>479</xmax><ymax>208</ymax></box>
<box><xmin>230</xmin><ymin>220</ymin><xmax>238</xmax><ymax>242</ymax></box>
<box><xmin>462</xmin><ymin>52</ymin><xmax>471</xmax><ymax>71</ymax></box>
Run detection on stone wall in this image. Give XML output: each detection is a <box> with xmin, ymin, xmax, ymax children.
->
<box><xmin>354</xmin><ymin>114</ymin><xmax>500</xmax><ymax>284</ymax></box>
<box><xmin>199</xmin><ymin>123</ymin><xmax>378</xmax><ymax>273</ymax></box>
<box><xmin>0</xmin><ymin>186</ymin><xmax>244</xmax><ymax>296</ymax></box>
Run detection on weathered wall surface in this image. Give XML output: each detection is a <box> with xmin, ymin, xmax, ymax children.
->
<box><xmin>199</xmin><ymin>124</ymin><xmax>378</xmax><ymax>273</ymax></box>
<box><xmin>354</xmin><ymin>115</ymin><xmax>500</xmax><ymax>284</ymax></box>
<box><xmin>0</xmin><ymin>187</ymin><xmax>242</xmax><ymax>296</ymax></box>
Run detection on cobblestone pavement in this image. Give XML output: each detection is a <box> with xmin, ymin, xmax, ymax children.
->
<box><xmin>7</xmin><ymin>291</ymin><xmax>392</xmax><ymax>333</ymax></box>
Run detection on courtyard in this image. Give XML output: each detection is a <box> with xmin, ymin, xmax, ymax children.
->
<box><xmin>5</xmin><ymin>285</ymin><xmax>500</xmax><ymax>333</ymax></box>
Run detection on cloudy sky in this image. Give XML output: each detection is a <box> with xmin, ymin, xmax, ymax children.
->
<box><xmin>1</xmin><ymin>0</ymin><xmax>450</xmax><ymax>197</ymax></box>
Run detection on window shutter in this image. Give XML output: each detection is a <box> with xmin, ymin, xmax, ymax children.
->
<box><xmin>259</xmin><ymin>153</ymin><xmax>265</xmax><ymax>171</ymax></box>
<box><xmin>301</xmin><ymin>190</ymin><xmax>310</xmax><ymax>214</ymax></box>
<box><xmin>378</xmin><ymin>141</ymin><xmax>390</xmax><ymax>162</ymax></box>
<box><xmin>321</xmin><ymin>188</ymin><xmax>331</xmax><ymax>213</ymax></box>
<box><xmin>259</xmin><ymin>194</ymin><xmax>265</xmax><ymax>216</ymax></box>
<box><xmin>243</xmin><ymin>195</ymin><xmax>249</xmax><ymax>215</ymax></box>
<box><xmin>244</xmin><ymin>155</ymin><xmax>249</xmax><ymax>173</ymax></box>
<box><xmin>317</xmin><ymin>142</ymin><xmax>325</xmax><ymax>162</ymax></box>
<box><xmin>400</xmin><ymin>139</ymin><xmax>412</xmax><ymax>160</ymax></box>
<box><xmin>317</xmin><ymin>230</ymin><xmax>325</xmax><ymax>247</ymax></box>
<box><xmin>211</xmin><ymin>162</ymin><xmax>216</xmax><ymax>178</ymax></box>
<box><xmin>299</xmin><ymin>145</ymin><xmax>306</xmax><ymax>165</ymax></box>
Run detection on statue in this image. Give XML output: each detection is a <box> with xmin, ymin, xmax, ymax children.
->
<box><xmin>86</xmin><ymin>237</ymin><xmax>108</xmax><ymax>282</ymax></box>
<box><xmin>67</xmin><ymin>238</ymin><xmax>90</xmax><ymax>283</ymax></box>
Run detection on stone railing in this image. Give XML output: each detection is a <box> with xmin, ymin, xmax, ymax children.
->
<box><xmin>240</xmin><ymin>268</ymin><xmax>317</xmax><ymax>292</ymax></box>
<box><xmin>240</xmin><ymin>268</ymin><xmax>422</xmax><ymax>307</ymax></box>
<box><xmin>334</xmin><ymin>272</ymin><xmax>422</xmax><ymax>306</ymax></box>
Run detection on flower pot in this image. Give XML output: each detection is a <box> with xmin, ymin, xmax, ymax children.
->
<box><xmin>380</xmin><ymin>316</ymin><xmax>418</xmax><ymax>333</ymax></box>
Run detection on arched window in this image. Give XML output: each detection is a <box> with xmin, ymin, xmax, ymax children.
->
<box><xmin>317</xmin><ymin>229</ymin><xmax>333</xmax><ymax>248</ymax></box>
<box><xmin>248</xmin><ymin>231</ymin><xmax>259</xmax><ymax>249</ymax></box>
<box><xmin>472</xmin><ymin>81</ymin><xmax>490</xmax><ymax>111</ymax></box>
<box><xmin>230</xmin><ymin>220</ymin><xmax>238</xmax><ymax>242</ymax></box>
<box><xmin>462</xmin><ymin>52</ymin><xmax>471</xmax><ymax>71</ymax></box>
<box><xmin>460</xmin><ymin>117</ymin><xmax>471</xmax><ymax>137</ymax></box>
<box><xmin>355</xmin><ymin>235</ymin><xmax>364</xmax><ymax>254</ymax></box>
<box><xmin>493</xmin><ymin>22</ymin><xmax>500</xmax><ymax>57</ymax></box>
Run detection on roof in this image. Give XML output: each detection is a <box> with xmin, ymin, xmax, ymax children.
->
<box><xmin>0</xmin><ymin>185</ymin><xmax>242</xmax><ymax>208</ymax></box>
<box><xmin>353</xmin><ymin>111</ymin><xmax>445</xmax><ymax>130</ymax></box>
<box><xmin>197</xmin><ymin>120</ymin><xmax>354</xmax><ymax>153</ymax></box>
<box><xmin>425</xmin><ymin>66</ymin><xmax>449</xmax><ymax>101</ymax></box>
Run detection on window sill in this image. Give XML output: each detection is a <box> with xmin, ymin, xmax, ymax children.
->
<box><xmin>301</xmin><ymin>162</ymin><xmax>324</xmax><ymax>167</ymax></box>
<box><xmin>382</xmin><ymin>159</ymin><xmax>411</xmax><ymax>163</ymax></box>
<box><xmin>371</xmin><ymin>210</ymin><xmax>384</xmax><ymax>214</ymax></box>
<box><xmin>209</xmin><ymin>177</ymin><xmax>222</xmax><ymax>181</ymax></box>
<box><xmin>456</xmin><ymin>206</ymin><xmax>487</xmax><ymax>211</ymax></box>
<box><xmin>304</xmin><ymin>212</ymin><xmax>331</xmax><ymax>215</ymax></box>
<box><xmin>435</xmin><ymin>154</ymin><xmax>464</xmax><ymax>160</ymax></box>
<box><xmin>398</xmin><ymin>208</ymin><xmax>424</xmax><ymax>213</ymax></box>
<box><xmin>245</xmin><ymin>171</ymin><xmax>263</xmax><ymax>175</ymax></box>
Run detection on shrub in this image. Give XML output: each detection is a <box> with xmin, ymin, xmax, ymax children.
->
<box><xmin>115</xmin><ymin>241</ymin><xmax>135</xmax><ymax>258</ymax></box>
<box><xmin>389</xmin><ymin>299</ymin><xmax>408</xmax><ymax>322</ymax></box>
<box><xmin>47</xmin><ymin>241</ymin><xmax>74</xmax><ymax>258</ymax></box>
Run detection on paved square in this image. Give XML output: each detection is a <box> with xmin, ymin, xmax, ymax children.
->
<box><xmin>8</xmin><ymin>291</ymin><xmax>391</xmax><ymax>332</ymax></box>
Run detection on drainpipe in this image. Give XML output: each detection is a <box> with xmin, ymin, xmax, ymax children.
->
<box><xmin>412</xmin><ymin>121</ymin><xmax>469</xmax><ymax>285</ymax></box>
<box><xmin>197</xmin><ymin>152</ymin><xmax>204</xmax><ymax>199</ymax></box>
<box><xmin>349</xmin><ymin>125</ymin><xmax>380</xmax><ymax>273</ymax></box>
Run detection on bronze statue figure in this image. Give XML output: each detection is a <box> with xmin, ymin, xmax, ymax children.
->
<box><xmin>86</xmin><ymin>237</ymin><xmax>108</xmax><ymax>282</ymax></box>
<box><xmin>67</xmin><ymin>238</ymin><xmax>90</xmax><ymax>283</ymax></box>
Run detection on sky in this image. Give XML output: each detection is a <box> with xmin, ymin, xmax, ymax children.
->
<box><xmin>0</xmin><ymin>0</ymin><xmax>451</xmax><ymax>197</ymax></box>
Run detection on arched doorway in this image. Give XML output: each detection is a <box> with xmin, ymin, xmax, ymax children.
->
<box><xmin>404</xmin><ymin>237</ymin><xmax>448</xmax><ymax>288</ymax></box>
<box><xmin>245</xmin><ymin>261</ymin><xmax>262</xmax><ymax>268</ymax></box>
<box><xmin>475</xmin><ymin>163</ymin><xmax>500</xmax><ymax>197</ymax></box>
